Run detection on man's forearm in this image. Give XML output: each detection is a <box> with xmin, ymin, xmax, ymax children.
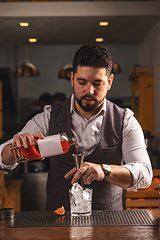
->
<box><xmin>1</xmin><ymin>144</ymin><xmax>16</xmax><ymax>165</ymax></box>
<box><xmin>106</xmin><ymin>165</ymin><xmax>133</xmax><ymax>189</ymax></box>
<box><xmin>65</xmin><ymin>162</ymin><xmax>133</xmax><ymax>188</ymax></box>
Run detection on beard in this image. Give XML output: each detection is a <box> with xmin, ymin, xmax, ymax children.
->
<box><xmin>75</xmin><ymin>94</ymin><xmax>104</xmax><ymax>112</ymax></box>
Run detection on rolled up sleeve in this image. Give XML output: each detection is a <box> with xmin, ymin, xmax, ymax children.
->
<box><xmin>0</xmin><ymin>140</ymin><xmax>18</xmax><ymax>170</ymax></box>
<box><xmin>122</xmin><ymin>108</ymin><xmax>153</xmax><ymax>191</ymax></box>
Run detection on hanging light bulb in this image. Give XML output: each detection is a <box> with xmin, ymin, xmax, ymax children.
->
<box><xmin>15</xmin><ymin>62</ymin><xmax>39</xmax><ymax>77</ymax></box>
<box><xmin>58</xmin><ymin>46</ymin><xmax>73</xmax><ymax>81</ymax></box>
<box><xmin>111</xmin><ymin>61</ymin><xmax>122</xmax><ymax>74</ymax></box>
<box><xmin>15</xmin><ymin>46</ymin><xmax>39</xmax><ymax>77</ymax></box>
<box><xmin>58</xmin><ymin>64</ymin><xmax>72</xmax><ymax>81</ymax></box>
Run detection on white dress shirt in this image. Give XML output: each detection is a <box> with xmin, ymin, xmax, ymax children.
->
<box><xmin>0</xmin><ymin>95</ymin><xmax>153</xmax><ymax>191</ymax></box>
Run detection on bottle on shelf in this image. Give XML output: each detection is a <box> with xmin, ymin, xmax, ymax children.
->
<box><xmin>10</xmin><ymin>133</ymin><xmax>77</xmax><ymax>163</ymax></box>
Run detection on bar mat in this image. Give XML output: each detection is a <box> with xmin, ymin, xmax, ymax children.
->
<box><xmin>9</xmin><ymin>210</ymin><xmax>158</xmax><ymax>227</ymax></box>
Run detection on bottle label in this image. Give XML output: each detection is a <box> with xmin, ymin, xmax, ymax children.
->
<box><xmin>37</xmin><ymin>134</ymin><xmax>63</xmax><ymax>158</ymax></box>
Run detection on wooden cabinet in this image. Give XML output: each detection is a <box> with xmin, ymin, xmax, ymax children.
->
<box><xmin>124</xmin><ymin>169</ymin><xmax>160</xmax><ymax>209</ymax></box>
<box><xmin>4</xmin><ymin>180</ymin><xmax>23</xmax><ymax>212</ymax></box>
<box><xmin>130</xmin><ymin>66</ymin><xmax>154</xmax><ymax>135</ymax></box>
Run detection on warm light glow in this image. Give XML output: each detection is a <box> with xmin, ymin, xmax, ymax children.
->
<box><xmin>20</xmin><ymin>22</ymin><xmax>29</xmax><ymax>27</ymax></box>
<box><xmin>96</xmin><ymin>38</ymin><xmax>103</xmax><ymax>42</ymax></box>
<box><xmin>99</xmin><ymin>22</ymin><xmax>108</xmax><ymax>26</ymax></box>
<box><xmin>29</xmin><ymin>38</ymin><xmax>37</xmax><ymax>43</ymax></box>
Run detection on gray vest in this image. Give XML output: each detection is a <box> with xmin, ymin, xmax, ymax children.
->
<box><xmin>46</xmin><ymin>97</ymin><xmax>125</xmax><ymax>211</ymax></box>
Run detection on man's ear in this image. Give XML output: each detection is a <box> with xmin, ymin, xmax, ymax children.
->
<box><xmin>108</xmin><ymin>74</ymin><xmax>114</xmax><ymax>90</ymax></box>
<box><xmin>71</xmin><ymin>71</ymin><xmax>74</xmax><ymax>87</ymax></box>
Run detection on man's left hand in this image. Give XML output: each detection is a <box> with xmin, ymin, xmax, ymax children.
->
<box><xmin>64</xmin><ymin>162</ymin><xmax>105</xmax><ymax>185</ymax></box>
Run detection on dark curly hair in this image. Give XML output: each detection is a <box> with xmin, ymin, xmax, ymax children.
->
<box><xmin>72</xmin><ymin>44</ymin><xmax>113</xmax><ymax>77</ymax></box>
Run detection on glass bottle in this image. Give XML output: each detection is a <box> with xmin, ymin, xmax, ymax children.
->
<box><xmin>11</xmin><ymin>133</ymin><xmax>77</xmax><ymax>163</ymax></box>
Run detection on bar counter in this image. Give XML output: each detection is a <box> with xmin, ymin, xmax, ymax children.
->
<box><xmin>0</xmin><ymin>210</ymin><xmax>159</xmax><ymax>239</ymax></box>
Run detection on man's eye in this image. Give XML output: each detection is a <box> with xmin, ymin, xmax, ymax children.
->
<box><xmin>93</xmin><ymin>83</ymin><xmax>102</xmax><ymax>87</ymax></box>
<box><xmin>78</xmin><ymin>81</ymin><xmax>86</xmax><ymax>85</ymax></box>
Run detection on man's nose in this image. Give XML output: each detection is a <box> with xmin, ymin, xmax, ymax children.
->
<box><xmin>86</xmin><ymin>83</ymin><xmax>95</xmax><ymax>95</ymax></box>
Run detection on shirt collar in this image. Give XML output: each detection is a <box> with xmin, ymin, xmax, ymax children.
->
<box><xmin>70</xmin><ymin>94</ymin><xmax>106</xmax><ymax>116</ymax></box>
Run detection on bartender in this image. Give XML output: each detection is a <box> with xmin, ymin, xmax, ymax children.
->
<box><xmin>0</xmin><ymin>44</ymin><xmax>152</xmax><ymax>211</ymax></box>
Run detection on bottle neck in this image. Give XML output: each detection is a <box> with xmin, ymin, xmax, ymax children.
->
<box><xmin>61</xmin><ymin>133</ymin><xmax>77</xmax><ymax>146</ymax></box>
<box><xmin>69</xmin><ymin>137</ymin><xmax>77</xmax><ymax>146</ymax></box>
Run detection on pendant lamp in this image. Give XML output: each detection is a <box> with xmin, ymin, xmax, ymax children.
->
<box><xmin>58</xmin><ymin>64</ymin><xmax>72</xmax><ymax>81</ymax></box>
<box><xmin>111</xmin><ymin>61</ymin><xmax>122</xmax><ymax>74</ymax></box>
<box><xmin>15</xmin><ymin>62</ymin><xmax>39</xmax><ymax>77</ymax></box>
<box><xmin>15</xmin><ymin>46</ymin><xmax>39</xmax><ymax>77</ymax></box>
<box><xmin>58</xmin><ymin>46</ymin><xmax>73</xmax><ymax>81</ymax></box>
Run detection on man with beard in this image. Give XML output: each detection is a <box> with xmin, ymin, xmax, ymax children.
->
<box><xmin>0</xmin><ymin>44</ymin><xmax>152</xmax><ymax>211</ymax></box>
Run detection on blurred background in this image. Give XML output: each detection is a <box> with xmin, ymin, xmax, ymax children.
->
<box><xmin>0</xmin><ymin>0</ymin><xmax>160</xmax><ymax>211</ymax></box>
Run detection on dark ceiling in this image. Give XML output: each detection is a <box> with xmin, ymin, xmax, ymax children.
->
<box><xmin>0</xmin><ymin>1</ymin><xmax>160</xmax><ymax>45</ymax></box>
<box><xmin>0</xmin><ymin>15</ymin><xmax>160</xmax><ymax>45</ymax></box>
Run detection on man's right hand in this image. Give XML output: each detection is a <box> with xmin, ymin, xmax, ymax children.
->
<box><xmin>2</xmin><ymin>132</ymin><xmax>44</xmax><ymax>166</ymax></box>
<box><xmin>12</xmin><ymin>132</ymin><xmax>45</xmax><ymax>149</ymax></box>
